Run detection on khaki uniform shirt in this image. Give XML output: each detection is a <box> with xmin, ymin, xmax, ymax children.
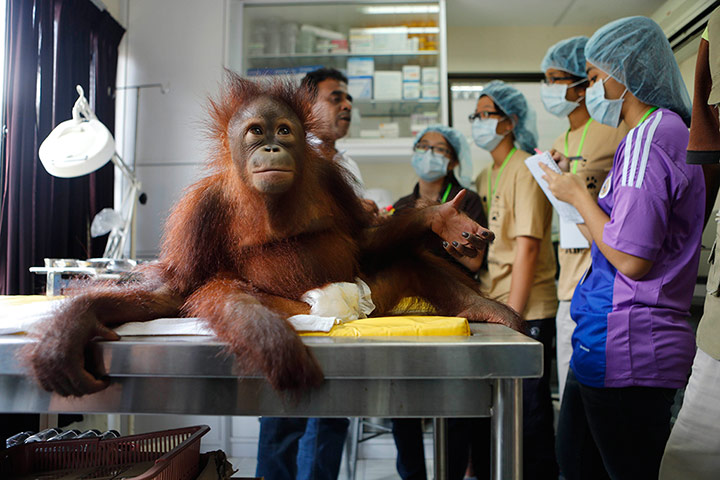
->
<box><xmin>552</xmin><ymin>120</ymin><xmax>629</xmax><ymax>301</ymax></box>
<box><xmin>476</xmin><ymin>148</ymin><xmax>557</xmax><ymax>320</ymax></box>
<box><xmin>692</xmin><ymin>14</ymin><xmax>720</xmax><ymax>360</ymax></box>
<box><xmin>700</xmin><ymin>216</ymin><xmax>720</xmax><ymax>359</ymax></box>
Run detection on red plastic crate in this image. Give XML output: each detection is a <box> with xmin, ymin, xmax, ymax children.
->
<box><xmin>0</xmin><ymin>424</ymin><xmax>210</xmax><ymax>480</ymax></box>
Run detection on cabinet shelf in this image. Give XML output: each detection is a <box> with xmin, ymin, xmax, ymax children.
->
<box><xmin>337</xmin><ymin>137</ymin><xmax>415</xmax><ymax>162</ymax></box>
<box><xmin>248</xmin><ymin>51</ymin><xmax>438</xmax><ymax>61</ymax></box>
<box><xmin>354</xmin><ymin>98</ymin><xmax>439</xmax><ymax>117</ymax></box>
<box><xmin>230</xmin><ymin>0</ymin><xmax>448</xmax><ymax>159</ymax></box>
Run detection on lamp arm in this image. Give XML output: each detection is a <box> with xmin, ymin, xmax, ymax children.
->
<box><xmin>102</xmin><ymin>153</ymin><xmax>142</xmax><ymax>259</ymax></box>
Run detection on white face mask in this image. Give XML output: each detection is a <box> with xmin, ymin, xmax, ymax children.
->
<box><xmin>411</xmin><ymin>149</ymin><xmax>449</xmax><ymax>182</ymax></box>
<box><xmin>472</xmin><ymin>118</ymin><xmax>507</xmax><ymax>151</ymax></box>
<box><xmin>540</xmin><ymin>80</ymin><xmax>585</xmax><ymax>118</ymax></box>
<box><xmin>586</xmin><ymin>77</ymin><xmax>627</xmax><ymax>127</ymax></box>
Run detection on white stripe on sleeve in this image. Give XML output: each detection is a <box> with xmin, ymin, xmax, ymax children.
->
<box><xmin>621</xmin><ymin>127</ymin><xmax>635</xmax><ymax>186</ymax></box>
<box><xmin>628</xmin><ymin>117</ymin><xmax>650</xmax><ymax>187</ymax></box>
<box><xmin>635</xmin><ymin>111</ymin><xmax>663</xmax><ymax>189</ymax></box>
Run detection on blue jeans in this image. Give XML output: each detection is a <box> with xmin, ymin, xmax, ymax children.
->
<box><xmin>256</xmin><ymin>417</ymin><xmax>350</xmax><ymax>480</ymax></box>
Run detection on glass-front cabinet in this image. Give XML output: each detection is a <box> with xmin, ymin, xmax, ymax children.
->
<box><xmin>226</xmin><ymin>0</ymin><xmax>448</xmax><ymax>161</ymax></box>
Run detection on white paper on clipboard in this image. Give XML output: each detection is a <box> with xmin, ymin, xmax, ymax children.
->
<box><xmin>559</xmin><ymin>217</ymin><xmax>590</xmax><ymax>249</ymax></box>
<box><xmin>524</xmin><ymin>152</ymin><xmax>584</xmax><ymax>224</ymax></box>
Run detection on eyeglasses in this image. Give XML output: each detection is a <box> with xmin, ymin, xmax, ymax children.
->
<box><xmin>542</xmin><ymin>77</ymin><xmax>588</xmax><ymax>86</ymax></box>
<box><xmin>415</xmin><ymin>143</ymin><xmax>452</xmax><ymax>157</ymax></box>
<box><xmin>468</xmin><ymin>111</ymin><xmax>504</xmax><ymax>122</ymax></box>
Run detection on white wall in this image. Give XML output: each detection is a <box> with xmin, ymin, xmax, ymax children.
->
<box><xmin>101</xmin><ymin>0</ymin><xmax>126</xmax><ymax>28</ymax></box>
<box><xmin>447</xmin><ymin>25</ymin><xmax>603</xmax><ymax>74</ymax></box>
<box><xmin>113</xmin><ymin>0</ymin><xmax>227</xmax><ymax>258</ymax></box>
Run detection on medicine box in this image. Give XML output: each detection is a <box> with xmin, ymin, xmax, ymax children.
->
<box><xmin>349</xmin><ymin>29</ymin><xmax>373</xmax><ymax>53</ymax></box>
<box><xmin>373</xmin><ymin>71</ymin><xmax>403</xmax><ymax>100</ymax></box>
<box><xmin>403</xmin><ymin>82</ymin><xmax>421</xmax><ymax>100</ymax></box>
<box><xmin>402</xmin><ymin>65</ymin><xmax>421</xmax><ymax>82</ymax></box>
<box><xmin>347</xmin><ymin>57</ymin><xmax>375</xmax><ymax>77</ymax></box>
<box><xmin>350</xmin><ymin>27</ymin><xmax>409</xmax><ymax>52</ymax></box>
<box><xmin>422</xmin><ymin>66</ymin><xmax>440</xmax><ymax>84</ymax></box>
<box><xmin>379</xmin><ymin>122</ymin><xmax>400</xmax><ymax>138</ymax></box>
<box><xmin>348</xmin><ymin>76</ymin><xmax>373</xmax><ymax>100</ymax></box>
<box><xmin>360</xmin><ymin>129</ymin><xmax>381</xmax><ymax>138</ymax></box>
<box><xmin>421</xmin><ymin>83</ymin><xmax>440</xmax><ymax>100</ymax></box>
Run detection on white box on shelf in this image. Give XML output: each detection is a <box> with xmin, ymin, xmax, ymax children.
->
<box><xmin>422</xmin><ymin>83</ymin><xmax>440</xmax><ymax>100</ymax></box>
<box><xmin>422</xmin><ymin>66</ymin><xmax>440</xmax><ymax>84</ymax></box>
<box><xmin>403</xmin><ymin>82</ymin><xmax>421</xmax><ymax>100</ymax></box>
<box><xmin>350</xmin><ymin>27</ymin><xmax>409</xmax><ymax>53</ymax></box>
<box><xmin>371</xmin><ymin>26</ymin><xmax>409</xmax><ymax>52</ymax></box>
<box><xmin>379</xmin><ymin>122</ymin><xmax>400</xmax><ymax>138</ymax></box>
<box><xmin>347</xmin><ymin>57</ymin><xmax>375</xmax><ymax>77</ymax></box>
<box><xmin>300</xmin><ymin>24</ymin><xmax>345</xmax><ymax>41</ymax></box>
<box><xmin>410</xmin><ymin>124</ymin><xmax>428</xmax><ymax>136</ymax></box>
<box><xmin>349</xmin><ymin>30</ymin><xmax>373</xmax><ymax>53</ymax></box>
<box><xmin>402</xmin><ymin>65</ymin><xmax>421</xmax><ymax>82</ymax></box>
<box><xmin>359</xmin><ymin>129</ymin><xmax>381</xmax><ymax>138</ymax></box>
<box><xmin>373</xmin><ymin>71</ymin><xmax>403</xmax><ymax>100</ymax></box>
<box><xmin>348</xmin><ymin>76</ymin><xmax>373</xmax><ymax>100</ymax></box>
<box><xmin>408</xmin><ymin>36</ymin><xmax>420</xmax><ymax>51</ymax></box>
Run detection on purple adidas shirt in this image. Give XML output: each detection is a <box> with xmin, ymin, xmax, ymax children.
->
<box><xmin>572</xmin><ymin>108</ymin><xmax>703</xmax><ymax>388</ymax></box>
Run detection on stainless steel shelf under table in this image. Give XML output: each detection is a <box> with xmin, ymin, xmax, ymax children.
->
<box><xmin>0</xmin><ymin>323</ymin><xmax>541</xmax><ymax>480</ymax></box>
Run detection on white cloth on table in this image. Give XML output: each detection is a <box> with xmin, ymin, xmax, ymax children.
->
<box><xmin>0</xmin><ymin>284</ymin><xmax>374</xmax><ymax>335</ymax></box>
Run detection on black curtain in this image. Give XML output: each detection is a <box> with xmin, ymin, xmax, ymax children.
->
<box><xmin>0</xmin><ymin>0</ymin><xmax>125</xmax><ymax>295</ymax></box>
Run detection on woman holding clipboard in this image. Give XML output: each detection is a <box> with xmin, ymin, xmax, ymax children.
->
<box><xmin>539</xmin><ymin>35</ymin><xmax>628</xmax><ymax>404</ymax></box>
<box><xmin>541</xmin><ymin>16</ymin><xmax>704</xmax><ymax>479</ymax></box>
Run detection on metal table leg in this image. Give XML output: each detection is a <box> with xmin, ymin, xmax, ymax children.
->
<box><xmin>492</xmin><ymin>378</ymin><xmax>523</xmax><ymax>480</ymax></box>
<box><xmin>433</xmin><ymin>417</ymin><xmax>448</xmax><ymax>480</ymax></box>
<box><xmin>345</xmin><ymin>417</ymin><xmax>360</xmax><ymax>480</ymax></box>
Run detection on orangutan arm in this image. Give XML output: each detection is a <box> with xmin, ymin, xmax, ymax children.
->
<box><xmin>363</xmin><ymin>190</ymin><xmax>494</xmax><ymax>257</ymax></box>
<box><xmin>22</xmin><ymin>274</ymin><xmax>183</xmax><ymax>397</ymax></box>
<box><xmin>184</xmin><ymin>277</ymin><xmax>322</xmax><ymax>391</ymax></box>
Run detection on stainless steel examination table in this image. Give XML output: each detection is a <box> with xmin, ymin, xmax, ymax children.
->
<box><xmin>0</xmin><ymin>323</ymin><xmax>542</xmax><ymax>480</ymax></box>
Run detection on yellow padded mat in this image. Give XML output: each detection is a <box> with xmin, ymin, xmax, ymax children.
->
<box><xmin>300</xmin><ymin>316</ymin><xmax>470</xmax><ymax>337</ymax></box>
<box><xmin>1</xmin><ymin>296</ymin><xmax>470</xmax><ymax>337</ymax></box>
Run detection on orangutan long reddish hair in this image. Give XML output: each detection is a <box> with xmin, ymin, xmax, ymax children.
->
<box><xmin>24</xmin><ymin>73</ymin><xmax>521</xmax><ymax>397</ymax></box>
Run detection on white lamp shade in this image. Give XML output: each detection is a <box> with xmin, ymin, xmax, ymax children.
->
<box><xmin>38</xmin><ymin>118</ymin><xmax>115</xmax><ymax>178</ymax></box>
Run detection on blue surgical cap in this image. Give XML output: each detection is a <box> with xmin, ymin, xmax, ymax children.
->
<box><xmin>585</xmin><ymin>16</ymin><xmax>692</xmax><ymax>126</ymax></box>
<box><xmin>541</xmin><ymin>36</ymin><xmax>589</xmax><ymax>79</ymax></box>
<box><xmin>413</xmin><ymin>124</ymin><xmax>473</xmax><ymax>188</ymax></box>
<box><xmin>480</xmin><ymin>80</ymin><xmax>538</xmax><ymax>154</ymax></box>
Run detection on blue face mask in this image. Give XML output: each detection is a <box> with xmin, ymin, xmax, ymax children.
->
<box><xmin>586</xmin><ymin>77</ymin><xmax>627</xmax><ymax>127</ymax></box>
<box><xmin>540</xmin><ymin>81</ymin><xmax>584</xmax><ymax>117</ymax></box>
<box><xmin>472</xmin><ymin>118</ymin><xmax>506</xmax><ymax>151</ymax></box>
<box><xmin>411</xmin><ymin>149</ymin><xmax>449</xmax><ymax>182</ymax></box>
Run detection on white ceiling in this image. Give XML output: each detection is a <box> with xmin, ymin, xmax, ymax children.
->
<box><xmin>446</xmin><ymin>0</ymin><xmax>668</xmax><ymax>27</ymax></box>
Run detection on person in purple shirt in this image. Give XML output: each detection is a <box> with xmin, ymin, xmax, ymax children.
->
<box><xmin>540</xmin><ymin>16</ymin><xmax>704</xmax><ymax>479</ymax></box>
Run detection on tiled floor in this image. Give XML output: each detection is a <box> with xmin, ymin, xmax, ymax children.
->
<box><xmin>228</xmin><ymin>399</ymin><xmax>563</xmax><ymax>480</ymax></box>
<box><xmin>229</xmin><ymin>457</ymin><xmax>432</xmax><ymax>480</ymax></box>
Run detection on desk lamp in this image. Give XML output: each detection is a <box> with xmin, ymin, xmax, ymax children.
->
<box><xmin>38</xmin><ymin>85</ymin><xmax>140</xmax><ymax>259</ymax></box>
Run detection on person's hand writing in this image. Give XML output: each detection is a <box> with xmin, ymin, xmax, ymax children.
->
<box><xmin>549</xmin><ymin>148</ymin><xmax>571</xmax><ymax>172</ymax></box>
<box><xmin>539</xmin><ymin>162</ymin><xmax>587</xmax><ymax>206</ymax></box>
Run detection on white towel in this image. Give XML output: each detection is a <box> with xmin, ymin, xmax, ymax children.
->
<box><xmin>1</xmin><ymin>278</ymin><xmax>376</xmax><ymax>335</ymax></box>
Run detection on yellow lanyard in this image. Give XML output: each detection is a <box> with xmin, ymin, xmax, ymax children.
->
<box><xmin>564</xmin><ymin>119</ymin><xmax>593</xmax><ymax>174</ymax></box>
<box><xmin>487</xmin><ymin>147</ymin><xmax>516</xmax><ymax>214</ymax></box>
<box><xmin>637</xmin><ymin>107</ymin><xmax>659</xmax><ymax>127</ymax></box>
